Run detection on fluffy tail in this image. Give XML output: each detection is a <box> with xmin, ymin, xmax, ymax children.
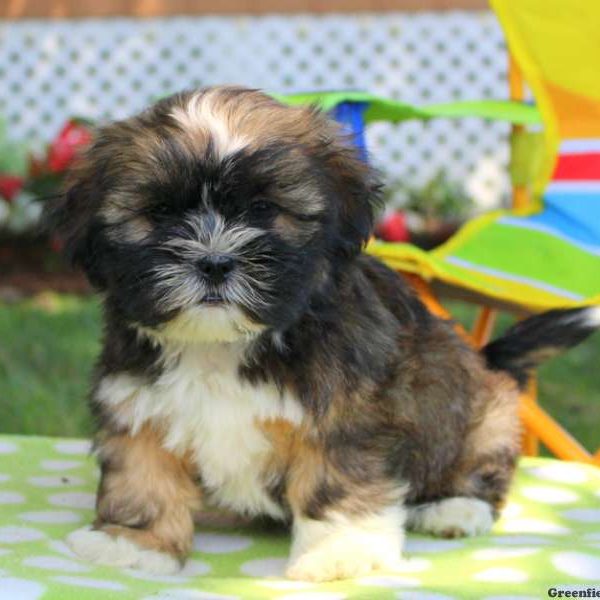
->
<box><xmin>483</xmin><ymin>306</ymin><xmax>600</xmax><ymax>388</ymax></box>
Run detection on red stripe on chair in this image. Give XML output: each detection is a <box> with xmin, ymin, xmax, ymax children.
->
<box><xmin>553</xmin><ymin>152</ymin><xmax>600</xmax><ymax>180</ymax></box>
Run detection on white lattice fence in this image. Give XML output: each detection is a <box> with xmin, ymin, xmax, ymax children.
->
<box><xmin>0</xmin><ymin>12</ymin><xmax>511</xmax><ymax>207</ymax></box>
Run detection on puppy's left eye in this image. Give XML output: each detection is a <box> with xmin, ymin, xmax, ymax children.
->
<box><xmin>153</xmin><ymin>205</ymin><xmax>171</xmax><ymax>215</ymax></box>
<box><xmin>249</xmin><ymin>200</ymin><xmax>277</xmax><ymax>217</ymax></box>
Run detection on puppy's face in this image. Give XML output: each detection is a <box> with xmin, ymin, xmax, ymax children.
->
<box><xmin>51</xmin><ymin>87</ymin><xmax>380</xmax><ymax>342</ymax></box>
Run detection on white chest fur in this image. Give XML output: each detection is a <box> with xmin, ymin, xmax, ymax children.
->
<box><xmin>96</xmin><ymin>341</ymin><xmax>304</xmax><ymax>519</ymax></box>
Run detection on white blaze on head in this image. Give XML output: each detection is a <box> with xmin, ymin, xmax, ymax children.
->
<box><xmin>170</xmin><ymin>91</ymin><xmax>249</xmax><ymax>159</ymax></box>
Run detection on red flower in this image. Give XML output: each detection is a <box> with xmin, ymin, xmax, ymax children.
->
<box><xmin>0</xmin><ymin>174</ymin><xmax>24</xmax><ymax>202</ymax></box>
<box><xmin>376</xmin><ymin>211</ymin><xmax>410</xmax><ymax>243</ymax></box>
<box><xmin>47</xmin><ymin>120</ymin><xmax>92</xmax><ymax>173</ymax></box>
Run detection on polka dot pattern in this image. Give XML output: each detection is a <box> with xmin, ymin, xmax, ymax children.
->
<box><xmin>53</xmin><ymin>575</ymin><xmax>127</xmax><ymax>590</ymax></box>
<box><xmin>499</xmin><ymin>518</ymin><xmax>572</xmax><ymax>535</ymax></box>
<box><xmin>520</xmin><ymin>485</ymin><xmax>579</xmax><ymax>504</ymax></box>
<box><xmin>0</xmin><ymin>528</ymin><xmax>45</xmax><ymax>547</ymax></box>
<box><xmin>259</xmin><ymin>580</ymin><xmax>314</xmax><ymax>591</ymax></box>
<box><xmin>0</xmin><ymin>491</ymin><xmax>25</xmax><ymax>504</ymax></box>
<box><xmin>19</xmin><ymin>510</ymin><xmax>82</xmax><ymax>524</ymax></box>
<box><xmin>527</xmin><ymin>463</ymin><xmax>589</xmax><ymax>485</ymax></box>
<box><xmin>41</xmin><ymin>460</ymin><xmax>83</xmax><ymax>472</ymax></box>
<box><xmin>23</xmin><ymin>555</ymin><xmax>90</xmax><ymax>573</ymax></box>
<box><xmin>472</xmin><ymin>548</ymin><xmax>538</xmax><ymax>561</ymax></box>
<box><xmin>0</xmin><ymin>14</ymin><xmax>511</xmax><ymax>209</ymax></box>
<box><xmin>54</xmin><ymin>441</ymin><xmax>91</xmax><ymax>455</ymax></box>
<box><xmin>562</xmin><ymin>508</ymin><xmax>600</xmax><ymax>523</ymax></box>
<box><xmin>404</xmin><ymin>538</ymin><xmax>466</xmax><ymax>554</ymax></box>
<box><xmin>0</xmin><ymin>578</ymin><xmax>45</xmax><ymax>600</ymax></box>
<box><xmin>473</xmin><ymin>567</ymin><xmax>529</xmax><ymax>583</ymax></box>
<box><xmin>551</xmin><ymin>552</ymin><xmax>600</xmax><ymax>581</ymax></box>
<box><xmin>47</xmin><ymin>492</ymin><xmax>95</xmax><ymax>510</ymax></box>
<box><xmin>358</xmin><ymin>575</ymin><xmax>420</xmax><ymax>588</ymax></box>
<box><xmin>27</xmin><ymin>475</ymin><xmax>85</xmax><ymax>488</ymax></box>
<box><xmin>0</xmin><ymin>435</ymin><xmax>599</xmax><ymax>599</ymax></box>
<box><xmin>193</xmin><ymin>533</ymin><xmax>253</xmax><ymax>554</ymax></box>
<box><xmin>239</xmin><ymin>557</ymin><xmax>288</xmax><ymax>578</ymax></box>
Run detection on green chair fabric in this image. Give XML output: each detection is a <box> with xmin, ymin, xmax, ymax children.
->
<box><xmin>1</xmin><ymin>434</ymin><xmax>599</xmax><ymax>599</ymax></box>
<box><xmin>277</xmin><ymin>91</ymin><xmax>541</xmax><ymax>126</ymax></box>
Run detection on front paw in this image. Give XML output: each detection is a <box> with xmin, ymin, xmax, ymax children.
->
<box><xmin>286</xmin><ymin>508</ymin><xmax>403</xmax><ymax>582</ymax></box>
<box><xmin>67</xmin><ymin>526</ymin><xmax>182</xmax><ymax>575</ymax></box>
<box><xmin>286</xmin><ymin>543</ymin><xmax>402</xmax><ymax>582</ymax></box>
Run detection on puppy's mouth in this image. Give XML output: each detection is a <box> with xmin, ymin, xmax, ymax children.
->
<box><xmin>200</xmin><ymin>294</ymin><xmax>226</xmax><ymax>306</ymax></box>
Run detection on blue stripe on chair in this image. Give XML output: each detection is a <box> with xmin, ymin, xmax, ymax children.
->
<box><xmin>331</xmin><ymin>101</ymin><xmax>369</xmax><ymax>162</ymax></box>
<box><xmin>444</xmin><ymin>255</ymin><xmax>585</xmax><ymax>300</ymax></box>
<box><xmin>498</xmin><ymin>191</ymin><xmax>600</xmax><ymax>252</ymax></box>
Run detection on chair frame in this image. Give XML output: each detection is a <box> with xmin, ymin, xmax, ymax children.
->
<box><xmin>403</xmin><ymin>55</ymin><xmax>599</xmax><ymax>466</ymax></box>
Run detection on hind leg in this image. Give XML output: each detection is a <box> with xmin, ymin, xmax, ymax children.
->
<box><xmin>405</xmin><ymin>444</ymin><xmax>516</xmax><ymax>540</ymax></box>
<box><xmin>408</xmin><ymin>373</ymin><xmax>521</xmax><ymax>539</ymax></box>
<box><xmin>450</xmin><ymin>372</ymin><xmax>521</xmax><ymax>514</ymax></box>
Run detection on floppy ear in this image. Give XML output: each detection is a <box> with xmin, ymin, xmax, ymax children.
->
<box><xmin>44</xmin><ymin>172</ymin><xmax>108</xmax><ymax>289</ymax></box>
<box><xmin>326</xmin><ymin>144</ymin><xmax>383</xmax><ymax>258</ymax></box>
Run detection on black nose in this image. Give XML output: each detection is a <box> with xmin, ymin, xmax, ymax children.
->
<box><xmin>196</xmin><ymin>255</ymin><xmax>236</xmax><ymax>283</ymax></box>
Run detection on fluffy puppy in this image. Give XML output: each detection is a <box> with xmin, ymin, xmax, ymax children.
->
<box><xmin>48</xmin><ymin>86</ymin><xmax>600</xmax><ymax>581</ymax></box>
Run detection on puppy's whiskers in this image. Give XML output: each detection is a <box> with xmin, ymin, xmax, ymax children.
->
<box><xmin>166</xmin><ymin>214</ymin><xmax>264</xmax><ymax>256</ymax></box>
<box><xmin>150</xmin><ymin>262</ymin><xmax>205</xmax><ymax>311</ymax></box>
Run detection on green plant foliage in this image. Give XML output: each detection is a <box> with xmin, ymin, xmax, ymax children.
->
<box><xmin>385</xmin><ymin>170</ymin><xmax>474</xmax><ymax>223</ymax></box>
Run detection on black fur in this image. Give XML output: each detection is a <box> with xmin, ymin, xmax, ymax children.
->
<box><xmin>484</xmin><ymin>307</ymin><xmax>599</xmax><ymax>388</ymax></box>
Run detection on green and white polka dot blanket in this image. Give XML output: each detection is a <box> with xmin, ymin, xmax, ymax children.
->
<box><xmin>1</xmin><ymin>435</ymin><xmax>599</xmax><ymax>599</ymax></box>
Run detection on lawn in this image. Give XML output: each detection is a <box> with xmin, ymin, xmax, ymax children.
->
<box><xmin>0</xmin><ymin>293</ymin><xmax>99</xmax><ymax>438</ymax></box>
<box><xmin>0</xmin><ymin>293</ymin><xmax>598</xmax><ymax>453</ymax></box>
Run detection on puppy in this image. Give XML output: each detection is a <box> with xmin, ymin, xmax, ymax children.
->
<box><xmin>48</xmin><ymin>86</ymin><xmax>600</xmax><ymax>582</ymax></box>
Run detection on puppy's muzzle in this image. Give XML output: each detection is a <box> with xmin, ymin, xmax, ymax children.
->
<box><xmin>196</xmin><ymin>254</ymin><xmax>236</xmax><ymax>285</ymax></box>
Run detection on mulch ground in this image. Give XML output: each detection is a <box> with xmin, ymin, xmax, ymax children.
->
<box><xmin>0</xmin><ymin>234</ymin><xmax>90</xmax><ymax>300</ymax></box>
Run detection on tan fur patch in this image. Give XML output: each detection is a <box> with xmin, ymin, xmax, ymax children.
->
<box><xmin>259</xmin><ymin>417</ymin><xmax>402</xmax><ymax>520</ymax></box>
<box><xmin>451</xmin><ymin>368</ymin><xmax>521</xmax><ymax>511</ymax></box>
<box><xmin>100</xmin><ymin>192</ymin><xmax>152</xmax><ymax>243</ymax></box>
<box><xmin>465</xmin><ymin>371</ymin><xmax>521</xmax><ymax>459</ymax></box>
<box><xmin>94</xmin><ymin>427</ymin><xmax>201</xmax><ymax>559</ymax></box>
<box><xmin>273</xmin><ymin>213</ymin><xmax>319</xmax><ymax>243</ymax></box>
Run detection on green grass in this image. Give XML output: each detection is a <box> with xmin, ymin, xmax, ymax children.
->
<box><xmin>0</xmin><ymin>294</ymin><xmax>598</xmax><ymax>453</ymax></box>
<box><xmin>0</xmin><ymin>294</ymin><xmax>100</xmax><ymax>438</ymax></box>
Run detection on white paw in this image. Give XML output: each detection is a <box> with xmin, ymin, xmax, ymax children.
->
<box><xmin>67</xmin><ymin>527</ymin><xmax>181</xmax><ymax>575</ymax></box>
<box><xmin>407</xmin><ymin>497</ymin><xmax>493</xmax><ymax>538</ymax></box>
<box><xmin>286</xmin><ymin>507</ymin><xmax>404</xmax><ymax>582</ymax></box>
<box><xmin>286</xmin><ymin>543</ymin><xmax>402</xmax><ymax>582</ymax></box>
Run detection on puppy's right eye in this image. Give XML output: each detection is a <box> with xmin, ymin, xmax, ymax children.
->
<box><xmin>150</xmin><ymin>204</ymin><xmax>173</xmax><ymax>218</ymax></box>
<box><xmin>250</xmin><ymin>200</ymin><xmax>272</xmax><ymax>214</ymax></box>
